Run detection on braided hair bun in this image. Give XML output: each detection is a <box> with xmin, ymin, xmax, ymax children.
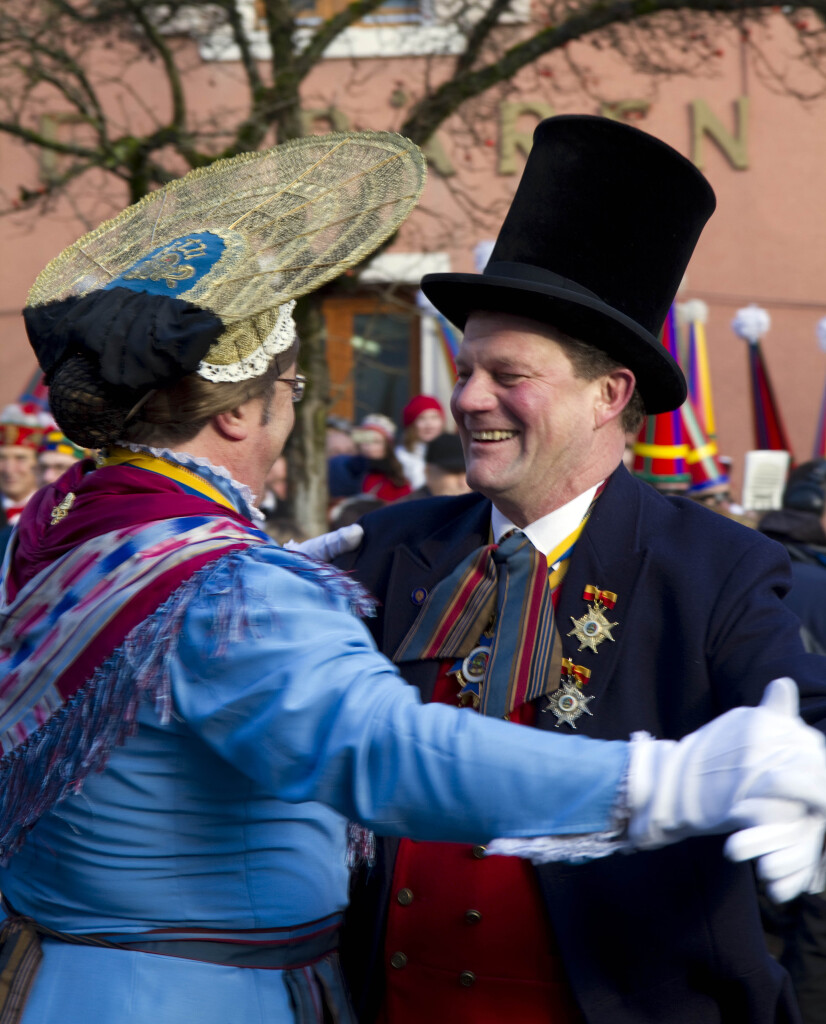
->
<box><xmin>48</xmin><ymin>354</ymin><xmax>137</xmax><ymax>450</ymax></box>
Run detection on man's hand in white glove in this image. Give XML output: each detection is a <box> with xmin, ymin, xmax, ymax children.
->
<box><xmin>725</xmin><ymin>803</ymin><xmax>826</xmax><ymax>903</ymax></box>
<box><xmin>627</xmin><ymin>677</ymin><xmax>826</xmax><ymax>898</ymax></box>
<box><xmin>487</xmin><ymin>678</ymin><xmax>826</xmax><ymax>891</ymax></box>
<box><xmin>283</xmin><ymin>523</ymin><xmax>364</xmax><ymax>563</ymax></box>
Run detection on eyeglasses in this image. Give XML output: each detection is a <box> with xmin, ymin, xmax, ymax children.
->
<box><xmin>276</xmin><ymin>373</ymin><xmax>306</xmax><ymax>403</ymax></box>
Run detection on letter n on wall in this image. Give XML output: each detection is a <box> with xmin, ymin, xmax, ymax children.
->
<box><xmin>691</xmin><ymin>97</ymin><xmax>750</xmax><ymax>170</ymax></box>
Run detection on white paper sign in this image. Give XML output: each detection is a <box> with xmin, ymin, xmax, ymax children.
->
<box><xmin>741</xmin><ymin>450</ymin><xmax>791</xmax><ymax>511</ymax></box>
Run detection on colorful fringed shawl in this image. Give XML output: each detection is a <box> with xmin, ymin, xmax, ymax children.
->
<box><xmin>0</xmin><ymin>456</ymin><xmax>371</xmax><ymax>863</ymax></box>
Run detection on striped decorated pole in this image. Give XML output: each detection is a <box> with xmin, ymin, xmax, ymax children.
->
<box><xmin>679</xmin><ymin>300</ymin><xmax>717</xmax><ymax>442</ymax></box>
<box><xmin>416</xmin><ymin>289</ymin><xmax>460</xmax><ymax>376</ymax></box>
<box><xmin>676</xmin><ymin>300</ymin><xmax>728</xmax><ymax>494</ymax></box>
<box><xmin>18</xmin><ymin>368</ymin><xmax>50</xmax><ymax>414</ymax></box>
<box><xmin>632</xmin><ymin>305</ymin><xmax>691</xmax><ymax>490</ymax></box>
<box><xmin>681</xmin><ymin>394</ymin><xmax>729</xmax><ymax>495</ymax></box>
<box><xmin>434</xmin><ymin>312</ymin><xmax>461</xmax><ymax>376</ymax></box>
<box><xmin>731</xmin><ymin>305</ymin><xmax>792</xmax><ymax>455</ymax></box>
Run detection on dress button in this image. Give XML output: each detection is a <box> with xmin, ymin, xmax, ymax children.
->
<box><xmin>459</xmin><ymin>970</ymin><xmax>477</xmax><ymax>987</ymax></box>
<box><xmin>396</xmin><ymin>888</ymin><xmax>414</xmax><ymax>906</ymax></box>
<box><xmin>390</xmin><ymin>952</ymin><xmax>408</xmax><ymax>970</ymax></box>
<box><xmin>465</xmin><ymin>909</ymin><xmax>482</xmax><ymax>924</ymax></box>
<box><xmin>471</xmin><ymin>844</ymin><xmax>487</xmax><ymax>859</ymax></box>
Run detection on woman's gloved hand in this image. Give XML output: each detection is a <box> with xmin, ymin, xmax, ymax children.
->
<box><xmin>283</xmin><ymin>524</ymin><xmax>364</xmax><ymax>563</ymax></box>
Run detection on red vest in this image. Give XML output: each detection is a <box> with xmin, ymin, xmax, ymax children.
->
<box><xmin>379</xmin><ymin>665</ymin><xmax>584</xmax><ymax>1024</ymax></box>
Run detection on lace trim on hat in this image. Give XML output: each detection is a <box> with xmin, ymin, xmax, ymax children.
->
<box><xmin>121</xmin><ymin>443</ymin><xmax>265</xmax><ymax>523</ymax></box>
<box><xmin>197</xmin><ymin>301</ymin><xmax>297</xmax><ymax>383</ymax></box>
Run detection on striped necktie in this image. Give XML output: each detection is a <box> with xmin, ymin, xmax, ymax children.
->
<box><xmin>394</xmin><ymin>522</ymin><xmax>586</xmax><ymax>718</ymax></box>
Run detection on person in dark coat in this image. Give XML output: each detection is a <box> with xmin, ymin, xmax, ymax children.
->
<box><xmin>760</xmin><ymin>459</ymin><xmax>826</xmax><ymax>654</ymax></box>
<box><xmin>336</xmin><ymin>115</ymin><xmax>826</xmax><ymax>1024</ymax></box>
<box><xmin>758</xmin><ymin>460</ymin><xmax>826</xmax><ymax>1024</ymax></box>
<box><xmin>402</xmin><ymin>432</ymin><xmax>470</xmax><ymax>501</ymax></box>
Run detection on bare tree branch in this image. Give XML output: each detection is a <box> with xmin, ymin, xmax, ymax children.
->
<box><xmin>401</xmin><ymin>0</ymin><xmax>823</xmax><ymax>141</ymax></box>
<box><xmin>0</xmin><ymin>119</ymin><xmax>99</xmax><ymax>158</ymax></box>
<box><xmin>125</xmin><ymin>0</ymin><xmax>187</xmax><ymax>132</ymax></box>
<box><xmin>454</xmin><ymin>0</ymin><xmax>520</xmax><ymax>77</ymax></box>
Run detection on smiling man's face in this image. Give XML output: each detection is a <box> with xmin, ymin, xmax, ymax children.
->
<box><xmin>450</xmin><ymin>312</ymin><xmax>612</xmax><ymax>525</ymax></box>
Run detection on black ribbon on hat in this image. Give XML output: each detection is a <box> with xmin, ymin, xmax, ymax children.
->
<box><xmin>23</xmin><ymin>287</ymin><xmax>225</xmax><ymax>394</ymax></box>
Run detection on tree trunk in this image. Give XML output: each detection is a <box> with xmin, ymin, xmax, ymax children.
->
<box><xmin>288</xmin><ymin>295</ymin><xmax>331</xmax><ymax>538</ymax></box>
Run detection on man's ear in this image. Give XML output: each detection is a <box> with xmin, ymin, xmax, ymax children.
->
<box><xmin>213</xmin><ymin>405</ymin><xmax>249</xmax><ymax>441</ymax></box>
<box><xmin>594</xmin><ymin>368</ymin><xmax>636</xmax><ymax>430</ymax></box>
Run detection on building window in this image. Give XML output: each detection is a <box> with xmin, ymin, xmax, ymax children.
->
<box><xmin>256</xmin><ymin>0</ymin><xmax>421</xmax><ymax>27</ymax></box>
<box><xmin>323</xmin><ymin>293</ymin><xmax>420</xmax><ymax>427</ymax></box>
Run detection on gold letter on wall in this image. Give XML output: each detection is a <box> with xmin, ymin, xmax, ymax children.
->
<box><xmin>499</xmin><ymin>101</ymin><xmax>555</xmax><ymax>174</ymax></box>
<box><xmin>301</xmin><ymin>107</ymin><xmax>351</xmax><ymax>134</ymax></box>
<box><xmin>691</xmin><ymin>97</ymin><xmax>750</xmax><ymax>170</ymax></box>
<box><xmin>421</xmin><ymin>134</ymin><xmax>456</xmax><ymax>178</ymax></box>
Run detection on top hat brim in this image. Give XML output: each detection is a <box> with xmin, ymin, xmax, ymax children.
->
<box><xmin>420</xmin><ymin>270</ymin><xmax>687</xmax><ymax>415</ymax></box>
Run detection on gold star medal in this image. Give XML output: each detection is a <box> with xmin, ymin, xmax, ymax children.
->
<box><xmin>544</xmin><ymin>660</ymin><xmax>594</xmax><ymax>729</ymax></box>
<box><xmin>567</xmin><ymin>585</ymin><xmax>618</xmax><ymax>653</ymax></box>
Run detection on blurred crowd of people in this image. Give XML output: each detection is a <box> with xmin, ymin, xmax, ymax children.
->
<box><xmin>327</xmin><ymin>395</ymin><xmax>470</xmax><ymax>508</ymax></box>
<box><xmin>0</xmin><ymin>399</ymin><xmax>89</xmax><ymax>558</ymax></box>
<box><xmin>261</xmin><ymin>395</ymin><xmax>471</xmax><ymax>544</ymax></box>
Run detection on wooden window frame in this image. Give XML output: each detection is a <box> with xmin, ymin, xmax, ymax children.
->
<box><xmin>323</xmin><ymin>292</ymin><xmax>420</xmax><ymax>423</ymax></box>
<box><xmin>255</xmin><ymin>0</ymin><xmax>421</xmax><ymax>27</ymax></box>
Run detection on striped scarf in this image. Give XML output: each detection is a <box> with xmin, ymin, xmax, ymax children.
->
<box><xmin>0</xmin><ymin>452</ymin><xmax>374</xmax><ymax>864</ymax></box>
<box><xmin>0</xmin><ymin>514</ymin><xmax>269</xmax><ymax>862</ymax></box>
<box><xmin>394</xmin><ymin>514</ymin><xmax>589</xmax><ymax>719</ymax></box>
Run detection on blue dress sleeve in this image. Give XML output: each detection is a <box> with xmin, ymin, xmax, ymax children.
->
<box><xmin>171</xmin><ymin>549</ymin><xmax>629</xmax><ymax>842</ymax></box>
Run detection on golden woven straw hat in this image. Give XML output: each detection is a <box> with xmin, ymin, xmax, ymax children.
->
<box><xmin>26</xmin><ymin>132</ymin><xmax>426</xmax><ymax>383</ymax></box>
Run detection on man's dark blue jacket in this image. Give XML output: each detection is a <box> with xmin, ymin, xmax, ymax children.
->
<box><xmin>336</xmin><ymin>464</ymin><xmax>826</xmax><ymax>1024</ymax></box>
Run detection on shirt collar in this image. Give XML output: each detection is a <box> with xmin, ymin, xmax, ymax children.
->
<box><xmin>491</xmin><ymin>483</ymin><xmax>602</xmax><ymax>562</ymax></box>
<box><xmin>121</xmin><ymin>443</ymin><xmax>264</xmax><ymax>523</ymax></box>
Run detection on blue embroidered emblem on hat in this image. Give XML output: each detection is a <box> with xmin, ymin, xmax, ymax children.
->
<box><xmin>105</xmin><ymin>232</ymin><xmax>225</xmax><ymax>297</ymax></box>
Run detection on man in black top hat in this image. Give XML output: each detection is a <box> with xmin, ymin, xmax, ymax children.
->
<box><xmin>338</xmin><ymin>115</ymin><xmax>826</xmax><ymax>1024</ymax></box>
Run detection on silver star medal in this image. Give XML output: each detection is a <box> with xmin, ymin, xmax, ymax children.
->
<box><xmin>544</xmin><ymin>679</ymin><xmax>595</xmax><ymax>729</ymax></box>
<box><xmin>567</xmin><ymin>601</ymin><xmax>618</xmax><ymax>654</ymax></box>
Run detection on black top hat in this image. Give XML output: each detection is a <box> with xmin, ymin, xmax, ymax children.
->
<box><xmin>420</xmin><ymin>115</ymin><xmax>716</xmax><ymax>414</ymax></box>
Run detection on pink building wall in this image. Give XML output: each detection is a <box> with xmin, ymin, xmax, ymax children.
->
<box><xmin>1</xmin><ymin>19</ymin><xmax>825</xmax><ymax>500</ymax></box>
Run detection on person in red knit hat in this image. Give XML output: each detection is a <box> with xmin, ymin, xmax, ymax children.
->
<box><xmin>395</xmin><ymin>395</ymin><xmax>445</xmax><ymax>489</ymax></box>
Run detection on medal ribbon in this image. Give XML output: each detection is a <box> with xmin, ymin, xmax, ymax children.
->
<box><xmin>561</xmin><ymin>658</ymin><xmax>591</xmax><ymax>686</ymax></box>
<box><xmin>583</xmin><ymin>584</ymin><xmax>617</xmax><ymax>609</ymax></box>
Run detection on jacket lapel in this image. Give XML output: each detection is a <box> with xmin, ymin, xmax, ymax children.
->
<box><xmin>381</xmin><ymin>499</ymin><xmax>492</xmax><ymax>664</ymax></box>
<box><xmin>538</xmin><ymin>466</ymin><xmax>652</xmax><ymax>734</ymax></box>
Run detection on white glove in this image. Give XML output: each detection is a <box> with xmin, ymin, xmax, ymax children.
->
<box><xmin>627</xmin><ymin>678</ymin><xmax>826</xmax><ymax>852</ymax></box>
<box><xmin>283</xmin><ymin>523</ymin><xmax>364</xmax><ymax>563</ymax></box>
<box><xmin>725</xmin><ymin>803</ymin><xmax>826</xmax><ymax>903</ymax></box>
